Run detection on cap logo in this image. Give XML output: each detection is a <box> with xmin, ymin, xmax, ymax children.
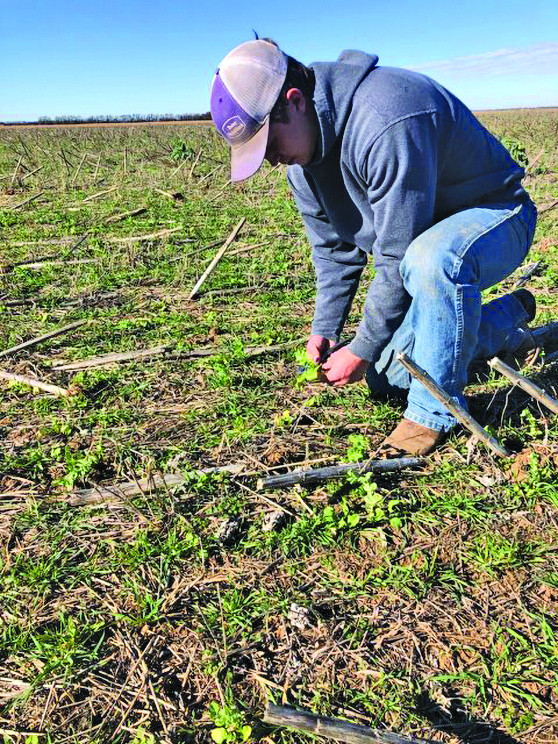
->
<box><xmin>222</xmin><ymin>116</ymin><xmax>247</xmax><ymax>141</ymax></box>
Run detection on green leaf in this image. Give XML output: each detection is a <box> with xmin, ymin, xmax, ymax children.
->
<box><xmin>209</xmin><ymin>701</ymin><xmax>222</xmax><ymax>720</ymax></box>
<box><xmin>211</xmin><ymin>727</ymin><xmax>228</xmax><ymax>744</ymax></box>
<box><xmin>294</xmin><ymin>348</ymin><xmax>320</xmax><ymax>384</ymax></box>
<box><xmin>322</xmin><ymin>505</ymin><xmax>334</xmax><ymax>521</ymax></box>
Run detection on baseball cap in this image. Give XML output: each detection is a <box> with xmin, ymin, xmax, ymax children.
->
<box><xmin>210</xmin><ymin>40</ymin><xmax>288</xmax><ymax>181</ymax></box>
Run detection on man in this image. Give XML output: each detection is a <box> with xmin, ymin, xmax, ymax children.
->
<box><xmin>210</xmin><ymin>39</ymin><xmax>537</xmax><ymax>455</ymax></box>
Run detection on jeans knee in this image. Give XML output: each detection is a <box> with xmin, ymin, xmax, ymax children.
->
<box><xmin>401</xmin><ymin>234</ymin><xmax>451</xmax><ymax>297</ymax></box>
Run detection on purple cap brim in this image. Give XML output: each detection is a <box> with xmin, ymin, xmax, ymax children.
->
<box><xmin>230</xmin><ymin>118</ymin><xmax>270</xmax><ymax>181</ymax></box>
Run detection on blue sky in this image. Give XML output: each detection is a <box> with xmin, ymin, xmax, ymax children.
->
<box><xmin>1</xmin><ymin>0</ymin><xmax>557</xmax><ymax>121</ymax></box>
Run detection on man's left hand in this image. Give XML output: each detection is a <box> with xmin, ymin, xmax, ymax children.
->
<box><xmin>320</xmin><ymin>346</ymin><xmax>369</xmax><ymax>386</ymax></box>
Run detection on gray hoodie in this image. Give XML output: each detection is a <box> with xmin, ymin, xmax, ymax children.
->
<box><xmin>287</xmin><ymin>51</ymin><xmax>526</xmax><ymax>362</ymax></box>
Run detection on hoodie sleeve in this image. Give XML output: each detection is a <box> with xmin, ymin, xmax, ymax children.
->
<box><xmin>287</xmin><ymin>167</ymin><xmax>367</xmax><ymax>341</ymax></box>
<box><xmin>348</xmin><ymin>113</ymin><xmax>438</xmax><ymax>362</ymax></box>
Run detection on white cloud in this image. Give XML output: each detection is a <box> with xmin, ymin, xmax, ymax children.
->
<box><xmin>409</xmin><ymin>41</ymin><xmax>558</xmax><ymax>76</ymax></box>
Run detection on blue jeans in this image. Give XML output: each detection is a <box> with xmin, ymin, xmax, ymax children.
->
<box><xmin>366</xmin><ymin>197</ymin><xmax>537</xmax><ymax>431</ymax></box>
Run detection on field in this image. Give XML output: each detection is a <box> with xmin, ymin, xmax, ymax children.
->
<box><xmin>0</xmin><ymin>110</ymin><xmax>557</xmax><ymax>744</ymax></box>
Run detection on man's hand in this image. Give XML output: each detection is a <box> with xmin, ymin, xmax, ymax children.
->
<box><xmin>320</xmin><ymin>346</ymin><xmax>369</xmax><ymax>386</ymax></box>
<box><xmin>306</xmin><ymin>334</ymin><xmax>336</xmax><ymax>364</ymax></box>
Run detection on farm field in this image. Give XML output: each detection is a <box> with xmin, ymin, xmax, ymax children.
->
<box><xmin>0</xmin><ymin>109</ymin><xmax>557</xmax><ymax>743</ymax></box>
<box><xmin>0</xmin><ymin>121</ymin><xmax>213</xmax><ymax>131</ymax></box>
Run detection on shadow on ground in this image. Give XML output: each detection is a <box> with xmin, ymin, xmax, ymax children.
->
<box><xmin>468</xmin><ymin>353</ymin><xmax>558</xmax><ymax>435</ymax></box>
<box><xmin>416</xmin><ymin>689</ymin><xmax>523</xmax><ymax>744</ymax></box>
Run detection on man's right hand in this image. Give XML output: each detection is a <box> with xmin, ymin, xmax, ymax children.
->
<box><xmin>306</xmin><ymin>335</ymin><xmax>336</xmax><ymax>364</ymax></box>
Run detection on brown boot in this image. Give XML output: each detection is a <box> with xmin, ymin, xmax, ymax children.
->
<box><xmin>376</xmin><ymin>418</ymin><xmax>445</xmax><ymax>457</ymax></box>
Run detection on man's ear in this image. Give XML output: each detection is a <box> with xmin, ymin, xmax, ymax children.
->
<box><xmin>285</xmin><ymin>88</ymin><xmax>306</xmax><ymax>112</ymax></box>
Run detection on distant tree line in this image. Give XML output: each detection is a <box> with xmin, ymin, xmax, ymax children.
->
<box><xmin>1</xmin><ymin>113</ymin><xmax>212</xmax><ymax>125</ymax></box>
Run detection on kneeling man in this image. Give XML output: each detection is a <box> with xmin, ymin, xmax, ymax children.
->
<box><xmin>210</xmin><ymin>39</ymin><xmax>537</xmax><ymax>454</ymax></box>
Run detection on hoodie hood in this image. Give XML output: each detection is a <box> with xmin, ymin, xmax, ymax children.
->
<box><xmin>310</xmin><ymin>50</ymin><xmax>379</xmax><ymax>163</ymax></box>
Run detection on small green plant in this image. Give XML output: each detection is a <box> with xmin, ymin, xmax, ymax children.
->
<box><xmin>500</xmin><ymin>136</ymin><xmax>528</xmax><ymax>167</ymax></box>
<box><xmin>294</xmin><ymin>348</ymin><xmax>320</xmax><ymax>385</ymax></box>
<box><xmin>346</xmin><ymin>433</ymin><xmax>369</xmax><ymax>462</ymax></box>
<box><xmin>354</xmin><ymin>472</ymin><xmax>403</xmax><ymax>528</ymax></box>
<box><xmin>129</xmin><ymin>729</ymin><xmax>156</xmax><ymax>744</ymax></box>
<box><xmin>170</xmin><ymin>138</ymin><xmax>194</xmax><ymax>161</ymax></box>
<box><xmin>28</xmin><ymin>614</ymin><xmax>104</xmax><ymax>682</ymax></box>
<box><xmin>53</xmin><ymin>442</ymin><xmax>104</xmax><ymax>490</ymax></box>
<box><xmin>208</xmin><ymin>701</ymin><xmax>251</xmax><ymax>743</ymax></box>
<box><xmin>510</xmin><ymin>449</ymin><xmax>558</xmax><ymax>505</ymax></box>
<box><xmin>273</xmin><ymin>408</ymin><xmax>294</xmax><ymax>428</ymax></box>
<box><xmin>470</xmin><ymin>533</ymin><xmax>546</xmax><ymax>575</ymax></box>
<box><xmin>322</xmin><ymin>497</ymin><xmax>361</xmax><ymax>534</ymax></box>
<box><xmin>520</xmin><ymin>409</ymin><xmax>541</xmax><ymax>439</ymax></box>
<box><xmin>205</xmin><ymin>340</ymin><xmax>246</xmax><ymax>389</ymax></box>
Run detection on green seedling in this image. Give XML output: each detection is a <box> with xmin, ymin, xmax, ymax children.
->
<box><xmin>130</xmin><ymin>729</ymin><xmax>156</xmax><ymax>744</ymax></box>
<box><xmin>322</xmin><ymin>498</ymin><xmax>361</xmax><ymax>534</ymax></box>
<box><xmin>170</xmin><ymin>138</ymin><xmax>195</xmax><ymax>161</ymax></box>
<box><xmin>295</xmin><ymin>347</ymin><xmax>320</xmax><ymax>384</ymax></box>
<box><xmin>358</xmin><ymin>473</ymin><xmax>404</xmax><ymax>528</ymax></box>
<box><xmin>346</xmin><ymin>433</ymin><xmax>369</xmax><ymax>462</ymax></box>
<box><xmin>295</xmin><ymin>339</ymin><xmax>353</xmax><ymax>385</ymax></box>
<box><xmin>500</xmin><ymin>135</ymin><xmax>529</xmax><ymax>167</ymax></box>
<box><xmin>208</xmin><ymin>701</ymin><xmax>251</xmax><ymax>743</ymax></box>
<box><xmin>273</xmin><ymin>408</ymin><xmax>294</xmax><ymax>427</ymax></box>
